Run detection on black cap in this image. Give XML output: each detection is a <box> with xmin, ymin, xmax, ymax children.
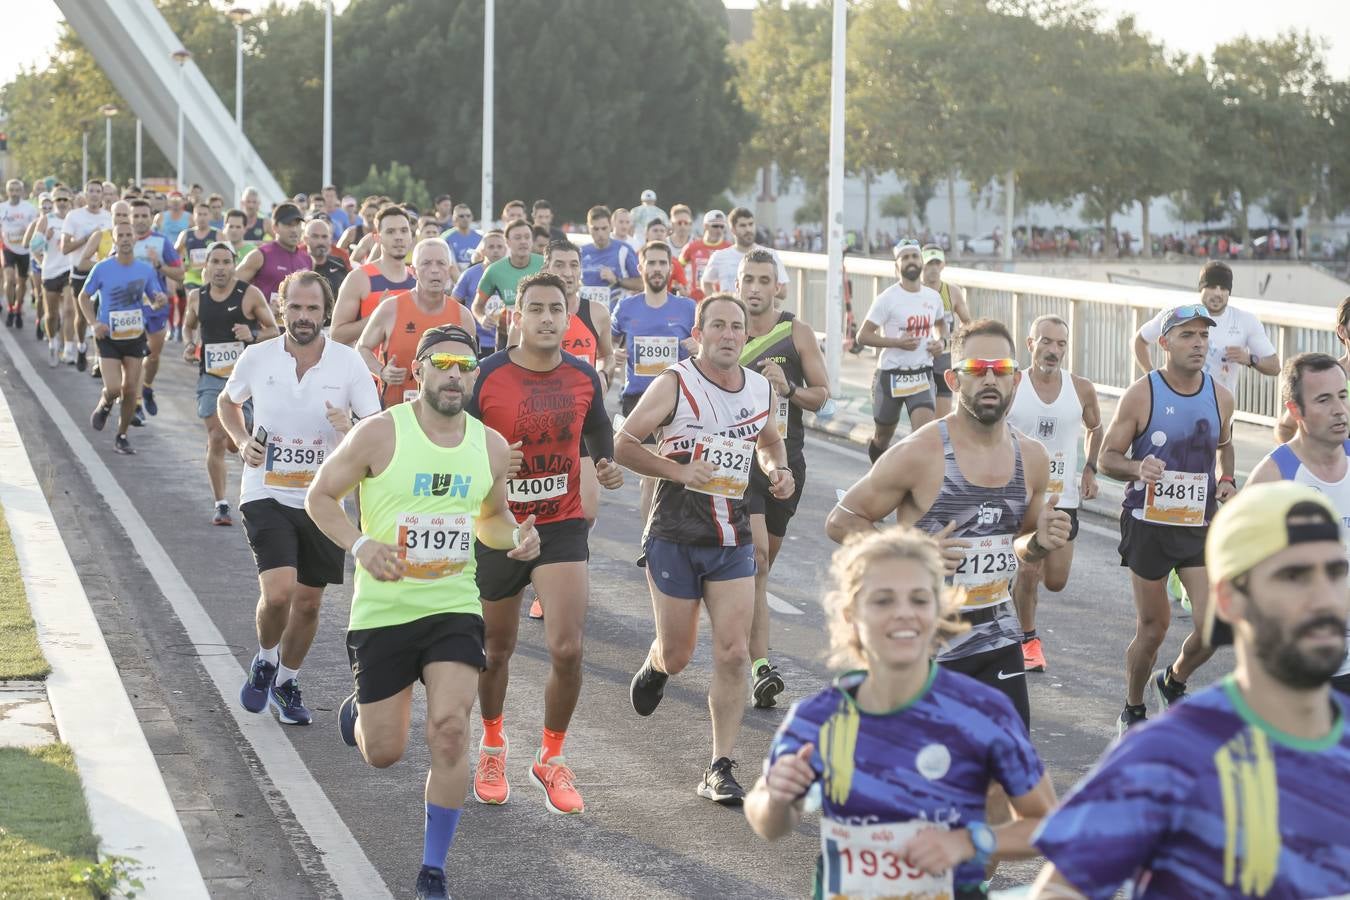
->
<box><xmin>416</xmin><ymin>325</ymin><xmax>478</xmax><ymax>358</ymax></box>
<box><xmin>272</xmin><ymin>202</ymin><xmax>304</xmax><ymax>225</ymax></box>
<box><xmin>1199</xmin><ymin>261</ymin><xmax>1233</xmax><ymax>293</ymax></box>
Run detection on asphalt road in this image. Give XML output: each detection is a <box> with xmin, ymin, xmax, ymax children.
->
<box><xmin>0</xmin><ymin>324</ymin><xmax>1228</xmax><ymax>899</ymax></box>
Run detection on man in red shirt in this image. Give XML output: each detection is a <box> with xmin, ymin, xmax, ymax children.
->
<box><xmin>465</xmin><ymin>272</ymin><xmax>624</xmax><ymax>816</ymax></box>
<box><xmin>678</xmin><ymin>210</ymin><xmax>731</xmax><ymax>302</ymax></box>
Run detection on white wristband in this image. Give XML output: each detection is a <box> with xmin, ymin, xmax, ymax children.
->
<box><xmin>351</xmin><ymin>535</ymin><xmax>370</xmax><ymax>557</ymax></box>
<box><xmin>511</xmin><ymin>526</ymin><xmax>521</xmax><ymax>548</ymax></box>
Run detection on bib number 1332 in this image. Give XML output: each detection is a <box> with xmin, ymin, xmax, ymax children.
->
<box><xmin>689</xmin><ymin>434</ymin><xmax>755</xmax><ymax>499</ymax></box>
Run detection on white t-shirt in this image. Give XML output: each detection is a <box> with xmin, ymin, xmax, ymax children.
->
<box><xmin>224</xmin><ymin>336</ymin><xmax>382</xmax><ymax>509</ymax></box>
<box><xmin>39</xmin><ymin>214</ymin><xmax>69</xmax><ymax>276</ymax></box>
<box><xmin>704</xmin><ymin>244</ymin><xmax>790</xmax><ymax>294</ymax></box>
<box><xmin>863</xmin><ymin>282</ymin><xmax>944</xmax><ymax>371</ymax></box>
<box><xmin>0</xmin><ymin>200</ymin><xmax>39</xmax><ymax>253</ymax></box>
<box><xmin>60</xmin><ymin>207</ymin><xmax>112</xmax><ymax>275</ymax></box>
<box><xmin>1138</xmin><ymin>303</ymin><xmax>1276</xmax><ymax>395</ymax></box>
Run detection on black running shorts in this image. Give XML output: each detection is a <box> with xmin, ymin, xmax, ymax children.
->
<box><xmin>346</xmin><ymin>612</ymin><xmax>486</xmax><ymax>704</ymax></box>
<box><xmin>474</xmin><ymin>518</ymin><xmax>589</xmax><ymax>602</ymax></box>
<box><xmin>241</xmin><ymin>498</ymin><xmax>345</xmax><ymax>587</ymax></box>
<box><xmin>3</xmin><ymin>249</ymin><xmax>31</xmax><ymax>279</ymax></box>
<box><xmin>748</xmin><ymin>460</ymin><xmax>807</xmax><ymax>538</ymax></box>
<box><xmin>1118</xmin><ymin>510</ymin><xmax>1207</xmax><ymax>581</ymax></box>
<box><xmin>940</xmin><ymin>642</ymin><xmax>1030</xmax><ymax>728</ymax></box>
<box><xmin>95</xmin><ymin>335</ymin><xmax>149</xmax><ymax>360</ymax></box>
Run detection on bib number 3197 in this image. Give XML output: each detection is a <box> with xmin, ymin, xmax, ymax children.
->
<box><xmin>397</xmin><ymin>513</ymin><xmax>473</xmax><ymax>581</ymax></box>
<box><xmin>690</xmin><ymin>434</ymin><xmax>755</xmax><ymax>499</ymax></box>
<box><xmin>820</xmin><ymin>819</ymin><xmax>954</xmax><ymax>900</ymax></box>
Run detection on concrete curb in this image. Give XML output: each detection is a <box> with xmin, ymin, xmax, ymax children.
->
<box><xmin>0</xmin><ymin>382</ymin><xmax>208</xmax><ymax>897</ymax></box>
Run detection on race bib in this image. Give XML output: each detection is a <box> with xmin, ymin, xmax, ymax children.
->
<box><xmin>1144</xmin><ymin>470</ymin><xmax>1208</xmax><ymax>527</ymax></box>
<box><xmin>508</xmin><ymin>473</ymin><xmax>569</xmax><ymax>504</ymax></box>
<box><xmin>1048</xmin><ymin>451</ymin><xmax>1067</xmax><ymax>495</ymax></box>
<box><xmin>403</xmin><ymin>389</ymin><xmax>419</xmax><ymax>404</ymax></box>
<box><xmin>109</xmin><ymin>308</ymin><xmax>144</xmax><ymax>340</ymax></box>
<box><xmin>953</xmin><ymin>533</ymin><xmax>1018</xmax><ymax>608</ymax></box>
<box><xmin>203</xmin><ymin>341</ymin><xmax>244</xmax><ymax>377</ymax></box>
<box><xmin>890</xmin><ymin>369</ymin><xmax>930</xmax><ymax>399</ymax></box>
<box><xmin>634</xmin><ymin>335</ymin><xmax>679</xmax><ymax>376</ymax></box>
<box><xmin>820</xmin><ymin>819</ymin><xmax>954</xmax><ymax>900</ymax></box>
<box><xmin>397</xmin><ymin>512</ymin><xmax>473</xmax><ymax>581</ymax></box>
<box><xmin>580</xmin><ymin>285</ymin><xmax>610</xmax><ymax>306</ymax></box>
<box><xmin>690</xmin><ymin>434</ymin><xmax>755</xmax><ymax>499</ymax></box>
<box><xmin>189</xmin><ymin>247</ymin><xmax>209</xmax><ymax>265</ymax></box>
<box><xmin>264</xmin><ymin>436</ymin><xmax>328</xmax><ymax>489</ymax></box>
<box><xmin>776</xmin><ymin>394</ymin><xmax>791</xmax><ymax>439</ymax></box>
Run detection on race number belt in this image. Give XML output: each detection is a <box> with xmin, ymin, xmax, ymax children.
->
<box><xmin>775</xmin><ymin>394</ymin><xmax>791</xmax><ymax>439</ymax></box>
<box><xmin>203</xmin><ymin>341</ymin><xmax>244</xmax><ymax>377</ymax></box>
<box><xmin>109</xmin><ymin>308</ymin><xmax>145</xmax><ymax>341</ymax></box>
<box><xmin>396</xmin><ymin>512</ymin><xmax>473</xmax><ymax>581</ymax></box>
<box><xmin>953</xmin><ymin>533</ymin><xmax>1018</xmax><ymax>608</ymax></box>
<box><xmin>1143</xmin><ymin>471</ymin><xmax>1208</xmax><ymax>527</ymax></box>
<box><xmin>890</xmin><ymin>368</ymin><xmax>931</xmax><ymax>399</ymax></box>
<box><xmin>508</xmin><ymin>473</ymin><xmax>569</xmax><ymax>504</ymax></box>
<box><xmin>579</xmin><ymin>285</ymin><xmax>610</xmax><ymax>306</ymax></box>
<box><xmin>689</xmin><ymin>434</ymin><xmax>755</xmax><ymax>500</ymax></box>
<box><xmin>264</xmin><ymin>436</ymin><xmax>328</xmax><ymax>489</ymax></box>
<box><xmin>1048</xmin><ymin>451</ymin><xmax>1067</xmax><ymax>495</ymax></box>
<box><xmin>820</xmin><ymin>819</ymin><xmax>954</xmax><ymax>900</ymax></box>
<box><xmin>189</xmin><ymin>247</ymin><xmax>209</xmax><ymax>265</ymax></box>
<box><xmin>634</xmin><ymin>336</ymin><xmax>678</xmax><ymax>376</ymax></box>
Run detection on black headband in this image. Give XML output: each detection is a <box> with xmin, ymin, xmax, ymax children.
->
<box><xmin>416</xmin><ymin>325</ymin><xmax>478</xmax><ymax>358</ymax></box>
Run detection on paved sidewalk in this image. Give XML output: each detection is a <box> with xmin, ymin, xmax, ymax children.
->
<box><xmin>807</xmin><ymin>348</ymin><xmax>1277</xmax><ymax>522</ymax></box>
<box><xmin>0</xmin><ymin>381</ymin><xmax>208</xmax><ymax>898</ymax></box>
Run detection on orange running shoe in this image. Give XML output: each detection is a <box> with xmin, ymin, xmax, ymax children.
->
<box><xmin>530</xmin><ymin>753</ymin><xmax>584</xmax><ymax>814</ymax></box>
<box><xmin>473</xmin><ymin>737</ymin><xmax>510</xmax><ymax>805</ymax></box>
<box><xmin>528</xmin><ymin>597</ymin><xmax>543</xmax><ymax>620</ymax></box>
<box><xmin>1022</xmin><ymin>637</ymin><xmax>1047</xmax><ymax>673</ymax></box>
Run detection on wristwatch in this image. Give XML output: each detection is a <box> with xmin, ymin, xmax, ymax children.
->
<box><xmin>784</xmin><ymin>384</ymin><xmax>797</xmax><ymax>399</ymax></box>
<box><xmin>967</xmin><ymin>821</ymin><xmax>996</xmax><ymax>867</ymax></box>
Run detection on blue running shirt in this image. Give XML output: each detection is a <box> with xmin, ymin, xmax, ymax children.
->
<box><xmin>83</xmin><ymin>257</ymin><xmax>164</xmax><ymax>336</ymax></box>
<box><xmin>1035</xmin><ymin>678</ymin><xmax>1350</xmax><ymax>899</ymax></box>
<box><xmin>769</xmin><ymin>666</ymin><xmax>1044</xmax><ymax>897</ymax></box>
<box><xmin>580</xmin><ymin>239</ymin><xmax>638</xmax><ymax>307</ymax></box>
<box><xmin>610</xmin><ymin>293</ymin><xmax>695</xmax><ymax>397</ymax></box>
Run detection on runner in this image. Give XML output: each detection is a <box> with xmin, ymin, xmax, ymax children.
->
<box><xmin>304</xmin><ymin>217</ymin><xmax>349</xmax><ymax>304</ymax></box>
<box><xmin>858</xmin><ymin>240</ymin><xmax>946</xmax><ymax>462</ymax></box>
<box><xmin>746</xmin><ymin>527</ymin><xmax>1056</xmax><ymax>900</ymax></box>
<box><xmin>1099</xmin><ymin>303</ymin><xmax>1237</xmax><ymax>733</ymax></box>
<box><xmin>60</xmin><ymin>180</ymin><xmax>112</xmax><ymax>371</ymax></box>
<box><xmin>220</xmin><ymin>207</ymin><xmax>256</xmax><ymax>261</ymax></box>
<box><xmin>678</xmin><ymin>209</ymin><xmax>730</xmax><ymax>303</ymax></box>
<box><xmin>154</xmin><ymin>190</ymin><xmax>192</xmax><ymax>248</ymax></box>
<box><xmin>1276</xmin><ymin>295</ymin><xmax>1350</xmax><ymax>443</ymax></box>
<box><xmin>643</xmin><ymin>219</ymin><xmax>689</xmax><ymax>294</ymax></box>
<box><xmin>358</xmin><ymin>239</ymin><xmax>477</xmax><ymax>408</ymax></box>
<box><xmin>76</xmin><ymin>222</ymin><xmax>169</xmax><ymax>455</ymax></box>
<box><xmin>826</xmin><ymin>319</ymin><xmax>1071</xmax><ymax>732</ymax></box>
<box><xmin>611</xmin><ymin>207</ymin><xmax>640</xmax><ymax>253</ymax></box>
<box><xmin>305</xmin><ymin>324</ymin><xmax>539</xmax><ymax>900</ymax></box>
<box><xmin>2</xmin><ymin>178</ymin><xmax>39</xmax><ymax>328</ymax></box>
<box><xmin>37</xmin><ymin>188</ymin><xmax>74</xmax><ymax>364</ymax></box>
<box><xmin>1031</xmin><ymin>482</ymin><xmax>1350</xmax><ymax>900</ymax></box>
<box><xmin>182</xmin><ymin>242</ymin><xmax>278</xmax><ymax>525</ymax></box>
<box><xmin>702</xmin><ymin>208</ymin><xmax>788</xmax><ymax>299</ymax></box>
<box><xmin>612</xmin><ymin>242</ymin><xmax>698</xmax><ymax>547</ymax></box>
<box><xmin>737</xmin><ymin>248</ymin><xmax>830</xmax><ymax>708</ymax></box>
<box><xmin>219</xmin><ymin>270</ymin><xmax>381</xmax><ymax>726</ymax></box>
<box><xmin>921</xmin><ymin>244</ymin><xmax>973</xmax><ymax>417</ymax></box>
<box><xmin>235</xmin><ymin>202</ymin><xmax>311</xmax><ymax>317</ymax></box>
<box><xmin>472</xmin><ymin>218</ymin><xmax>542</xmax><ymax>351</ymax></box>
<box><xmin>339</xmin><ymin>195</ymin><xmax>381</xmax><ymax>257</ymax></box>
<box><xmin>22</xmin><ymin>191</ymin><xmax>53</xmax><ymax>342</ymax></box>
<box><xmin>579</xmin><ymin>205</ymin><xmax>640</xmax><ymax>309</ymax></box>
<box><xmin>451</xmin><ymin>230</ymin><xmax>507</xmax><ymax>358</ymax></box>
<box><xmin>668</xmin><ymin>203</ymin><xmax>693</xmax><ymax>257</ymax></box>
<box><xmin>442</xmin><ymin>203</ymin><xmax>481</xmax><ymax>270</ymax></box>
<box><xmin>530</xmin><ymin>199</ymin><xmax>565</xmax><ymax>241</ymax></box>
<box><xmin>331</xmin><ymin>205</ymin><xmax>416</xmax><ymax>346</ymax></box>
<box><xmin>240</xmin><ymin>186</ymin><xmax>268</xmax><ymax>242</ymax></box>
<box><xmin>1248</xmin><ymin>352</ymin><xmax>1350</xmax><ymax>697</ymax></box>
<box><xmin>130</xmin><ymin>198</ymin><xmax>185</xmax><ymax>419</ymax></box>
<box><xmin>466</xmin><ymin>272</ymin><xmax>623</xmax><ymax>815</ymax></box>
<box><xmin>616</xmin><ymin>292</ymin><xmax>793</xmax><ymax>805</ymax></box>
<box><xmin>1006</xmin><ymin>314</ymin><xmax>1103</xmax><ymax>673</ymax></box>
<box><xmin>176</xmin><ymin>200</ymin><xmax>217</xmax><ymax>304</ymax></box>
<box><xmin>629</xmin><ymin>189</ymin><xmax>668</xmax><ymax>242</ymax></box>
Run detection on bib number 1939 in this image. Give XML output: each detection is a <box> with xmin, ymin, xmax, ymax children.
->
<box><xmin>820</xmin><ymin>819</ymin><xmax>954</xmax><ymax>900</ymax></box>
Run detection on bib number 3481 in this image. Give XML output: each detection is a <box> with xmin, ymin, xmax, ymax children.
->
<box><xmin>1143</xmin><ymin>471</ymin><xmax>1208</xmax><ymax>527</ymax></box>
<box><xmin>820</xmin><ymin>819</ymin><xmax>954</xmax><ymax>900</ymax></box>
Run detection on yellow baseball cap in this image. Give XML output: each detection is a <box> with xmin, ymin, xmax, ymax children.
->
<box><xmin>1202</xmin><ymin>481</ymin><xmax>1342</xmax><ymax>647</ymax></box>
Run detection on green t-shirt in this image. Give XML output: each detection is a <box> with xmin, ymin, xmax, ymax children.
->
<box><xmin>476</xmin><ymin>253</ymin><xmax>543</xmax><ymax>346</ymax></box>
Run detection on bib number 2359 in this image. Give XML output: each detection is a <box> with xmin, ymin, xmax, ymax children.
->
<box><xmin>264</xmin><ymin>437</ymin><xmax>327</xmax><ymax>489</ymax></box>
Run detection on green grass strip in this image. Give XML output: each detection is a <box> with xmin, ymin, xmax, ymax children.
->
<box><xmin>0</xmin><ymin>504</ymin><xmax>49</xmax><ymax>681</ymax></box>
<box><xmin>0</xmin><ymin>742</ymin><xmax>99</xmax><ymax>897</ymax></box>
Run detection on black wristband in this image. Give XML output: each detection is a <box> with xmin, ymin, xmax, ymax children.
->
<box><xmin>785</xmin><ymin>384</ymin><xmax>797</xmax><ymax>399</ymax></box>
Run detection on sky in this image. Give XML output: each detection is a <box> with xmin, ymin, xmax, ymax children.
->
<box><xmin>3</xmin><ymin>0</ymin><xmax>1348</xmax><ymax>87</ymax></box>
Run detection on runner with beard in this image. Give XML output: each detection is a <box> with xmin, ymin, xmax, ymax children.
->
<box><xmin>331</xmin><ymin>205</ymin><xmax>417</xmax><ymax>346</ymax></box>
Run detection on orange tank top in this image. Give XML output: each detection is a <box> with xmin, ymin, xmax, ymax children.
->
<box><xmin>380</xmin><ymin>293</ymin><xmax>474</xmax><ymax>407</ymax></box>
<box><xmin>359</xmin><ymin>261</ymin><xmax>417</xmax><ymax>320</ymax></box>
<box><xmin>561</xmin><ymin>299</ymin><xmax>600</xmax><ymax>367</ymax></box>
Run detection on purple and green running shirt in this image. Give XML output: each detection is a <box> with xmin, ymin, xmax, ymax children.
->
<box><xmin>767</xmin><ymin>664</ymin><xmax>1044</xmax><ymax>898</ymax></box>
<box><xmin>1035</xmin><ymin>676</ymin><xmax>1350</xmax><ymax>899</ymax></box>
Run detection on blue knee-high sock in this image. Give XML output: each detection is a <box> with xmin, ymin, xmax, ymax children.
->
<box><xmin>422</xmin><ymin>802</ymin><xmax>462</xmax><ymax>870</ymax></box>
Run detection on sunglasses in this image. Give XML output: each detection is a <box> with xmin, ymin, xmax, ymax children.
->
<box><xmin>1170</xmin><ymin>304</ymin><xmax>1208</xmax><ymax>319</ymax></box>
<box><xmin>420</xmin><ymin>352</ymin><xmax>478</xmax><ymax>372</ymax></box>
<box><xmin>952</xmin><ymin>357</ymin><xmax>1017</xmax><ymax>377</ymax></box>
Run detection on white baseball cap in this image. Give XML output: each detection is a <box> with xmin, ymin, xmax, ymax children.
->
<box><xmin>640</xmin><ymin>189</ymin><xmax>657</xmax><ymax>202</ymax></box>
<box><xmin>703</xmin><ymin>209</ymin><xmax>727</xmax><ymax>226</ymax></box>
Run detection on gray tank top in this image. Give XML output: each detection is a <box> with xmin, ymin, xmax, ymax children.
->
<box><xmin>914</xmin><ymin>421</ymin><xmax>1028</xmax><ymax>661</ymax></box>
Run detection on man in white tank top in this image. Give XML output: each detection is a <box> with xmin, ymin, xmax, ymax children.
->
<box><xmin>1248</xmin><ymin>351</ymin><xmax>1350</xmax><ymax>696</ymax></box>
<box><xmin>1006</xmin><ymin>315</ymin><xmax>1103</xmax><ymax>674</ymax></box>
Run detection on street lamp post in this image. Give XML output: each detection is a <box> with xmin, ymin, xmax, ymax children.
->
<box><xmin>228</xmin><ymin>7</ymin><xmax>253</xmax><ymax>201</ymax></box>
<box><xmin>481</xmin><ymin>0</ymin><xmax>494</xmax><ymax>227</ymax></box>
<box><xmin>100</xmin><ymin>104</ymin><xmax>118</xmax><ymax>183</ymax></box>
<box><xmin>824</xmin><ymin>0</ymin><xmax>846</xmax><ymax>398</ymax></box>
<box><xmin>171</xmin><ymin>48</ymin><xmax>192</xmax><ymax>191</ymax></box>
<box><xmin>81</xmin><ymin>132</ymin><xmax>89</xmax><ymax>187</ymax></box>
<box><xmin>322</xmin><ymin>0</ymin><xmax>332</xmax><ymax>188</ymax></box>
<box><xmin>135</xmin><ymin>118</ymin><xmax>143</xmax><ymax>186</ymax></box>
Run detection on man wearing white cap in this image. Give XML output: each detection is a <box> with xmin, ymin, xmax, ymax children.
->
<box><xmin>630</xmin><ymin>189</ymin><xmax>668</xmax><ymax>245</ymax></box>
<box><xmin>703</xmin><ymin>207</ymin><xmax>788</xmax><ymax>301</ymax></box>
<box><xmin>678</xmin><ymin>210</ymin><xmax>731</xmax><ymax>303</ymax></box>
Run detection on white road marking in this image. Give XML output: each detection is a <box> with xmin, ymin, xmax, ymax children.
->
<box><xmin>0</xmin><ymin>329</ymin><xmax>392</xmax><ymax>899</ymax></box>
<box><xmin>767</xmin><ymin>591</ymin><xmax>804</xmax><ymax>616</ymax></box>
